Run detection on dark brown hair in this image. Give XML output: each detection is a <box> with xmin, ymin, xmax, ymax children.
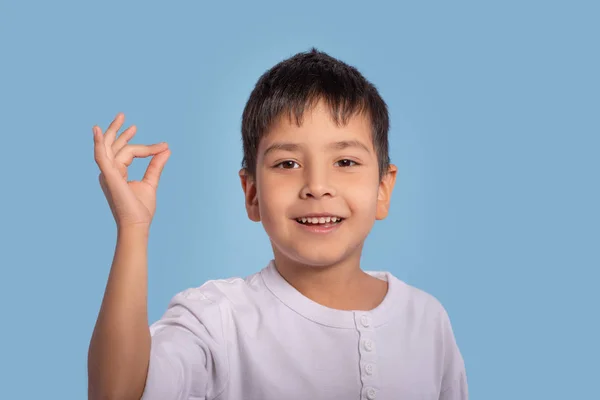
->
<box><xmin>241</xmin><ymin>48</ymin><xmax>390</xmax><ymax>179</ymax></box>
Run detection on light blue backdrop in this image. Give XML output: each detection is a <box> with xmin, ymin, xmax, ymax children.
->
<box><xmin>0</xmin><ymin>1</ymin><xmax>598</xmax><ymax>399</ymax></box>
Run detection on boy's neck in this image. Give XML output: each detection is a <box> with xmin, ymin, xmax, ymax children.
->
<box><xmin>271</xmin><ymin>249</ymin><xmax>388</xmax><ymax>311</ymax></box>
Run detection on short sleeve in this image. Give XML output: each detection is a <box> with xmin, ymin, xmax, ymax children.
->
<box><xmin>439</xmin><ymin>307</ymin><xmax>468</xmax><ymax>400</ymax></box>
<box><xmin>141</xmin><ymin>288</ymin><xmax>229</xmax><ymax>400</ymax></box>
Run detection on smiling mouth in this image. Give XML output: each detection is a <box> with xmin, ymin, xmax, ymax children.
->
<box><xmin>295</xmin><ymin>216</ymin><xmax>345</xmax><ymax>225</ymax></box>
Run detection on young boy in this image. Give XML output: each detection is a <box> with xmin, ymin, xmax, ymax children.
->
<box><xmin>88</xmin><ymin>48</ymin><xmax>468</xmax><ymax>400</ymax></box>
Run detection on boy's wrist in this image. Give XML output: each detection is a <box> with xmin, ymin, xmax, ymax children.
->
<box><xmin>117</xmin><ymin>224</ymin><xmax>151</xmax><ymax>240</ymax></box>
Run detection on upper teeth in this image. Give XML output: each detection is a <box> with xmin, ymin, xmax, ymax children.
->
<box><xmin>297</xmin><ymin>217</ymin><xmax>341</xmax><ymax>224</ymax></box>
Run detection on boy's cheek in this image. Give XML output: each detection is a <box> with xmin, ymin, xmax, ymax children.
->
<box><xmin>258</xmin><ymin>195</ymin><xmax>291</xmax><ymax>222</ymax></box>
<box><xmin>259</xmin><ymin>170</ymin><xmax>294</xmax><ymax>187</ymax></box>
<box><xmin>346</xmin><ymin>184</ymin><xmax>378</xmax><ymax>203</ymax></box>
<box><xmin>344</xmin><ymin>189</ymin><xmax>379</xmax><ymax>218</ymax></box>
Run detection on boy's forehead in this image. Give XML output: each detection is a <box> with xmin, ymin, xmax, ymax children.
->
<box><xmin>262</xmin><ymin>101</ymin><xmax>373</xmax><ymax>146</ymax></box>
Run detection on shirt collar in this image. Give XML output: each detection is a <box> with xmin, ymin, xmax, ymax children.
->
<box><xmin>260</xmin><ymin>259</ymin><xmax>401</xmax><ymax>329</ymax></box>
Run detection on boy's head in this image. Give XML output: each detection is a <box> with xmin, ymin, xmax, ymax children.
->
<box><xmin>241</xmin><ymin>48</ymin><xmax>390</xmax><ymax>180</ymax></box>
<box><xmin>239</xmin><ymin>48</ymin><xmax>397</xmax><ymax>268</ymax></box>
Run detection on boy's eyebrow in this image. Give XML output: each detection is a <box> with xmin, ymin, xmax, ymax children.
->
<box><xmin>263</xmin><ymin>140</ymin><xmax>371</xmax><ymax>157</ymax></box>
<box><xmin>263</xmin><ymin>142</ymin><xmax>301</xmax><ymax>157</ymax></box>
<box><xmin>328</xmin><ymin>140</ymin><xmax>371</xmax><ymax>153</ymax></box>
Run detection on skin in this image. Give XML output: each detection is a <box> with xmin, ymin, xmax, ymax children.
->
<box><xmin>88</xmin><ymin>113</ymin><xmax>170</xmax><ymax>399</ymax></box>
<box><xmin>240</xmin><ymin>100</ymin><xmax>397</xmax><ymax>311</ymax></box>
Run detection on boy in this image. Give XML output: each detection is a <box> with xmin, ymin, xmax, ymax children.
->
<box><xmin>88</xmin><ymin>48</ymin><xmax>468</xmax><ymax>400</ymax></box>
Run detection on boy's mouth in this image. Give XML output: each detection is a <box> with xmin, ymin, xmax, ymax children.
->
<box><xmin>294</xmin><ymin>215</ymin><xmax>345</xmax><ymax>225</ymax></box>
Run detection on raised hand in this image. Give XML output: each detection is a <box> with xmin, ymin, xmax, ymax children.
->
<box><xmin>93</xmin><ymin>112</ymin><xmax>171</xmax><ymax>230</ymax></box>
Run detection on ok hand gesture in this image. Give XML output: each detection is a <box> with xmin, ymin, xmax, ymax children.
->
<box><xmin>93</xmin><ymin>113</ymin><xmax>171</xmax><ymax>230</ymax></box>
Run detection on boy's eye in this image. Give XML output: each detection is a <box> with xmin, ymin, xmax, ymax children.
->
<box><xmin>335</xmin><ymin>159</ymin><xmax>358</xmax><ymax>167</ymax></box>
<box><xmin>275</xmin><ymin>160</ymin><xmax>300</xmax><ymax>169</ymax></box>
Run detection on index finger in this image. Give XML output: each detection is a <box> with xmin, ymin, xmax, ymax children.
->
<box><xmin>115</xmin><ymin>143</ymin><xmax>169</xmax><ymax>167</ymax></box>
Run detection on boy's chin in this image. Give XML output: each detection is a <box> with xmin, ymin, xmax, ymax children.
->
<box><xmin>274</xmin><ymin>245</ymin><xmax>358</xmax><ymax>269</ymax></box>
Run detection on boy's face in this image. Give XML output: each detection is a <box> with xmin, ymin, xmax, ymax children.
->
<box><xmin>240</xmin><ymin>100</ymin><xmax>397</xmax><ymax>268</ymax></box>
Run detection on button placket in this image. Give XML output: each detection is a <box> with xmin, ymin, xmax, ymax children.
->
<box><xmin>354</xmin><ymin>312</ymin><xmax>380</xmax><ymax>400</ymax></box>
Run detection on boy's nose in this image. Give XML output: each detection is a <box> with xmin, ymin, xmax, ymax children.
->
<box><xmin>299</xmin><ymin>169</ymin><xmax>337</xmax><ymax>199</ymax></box>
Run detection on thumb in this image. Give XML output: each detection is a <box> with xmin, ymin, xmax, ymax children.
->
<box><xmin>142</xmin><ymin>149</ymin><xmax>171</xmax><ymax>188</ymax></box>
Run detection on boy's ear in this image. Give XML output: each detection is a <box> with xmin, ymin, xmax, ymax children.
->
<box><xmin>376</xmin><ymin>164</ymin><xmax>398</xmax><ymax>220</ymax></box>
<box><xmin>239</xmin><ymin>168</ymin><xmax>261</xmax><ymax>222</ymax></box>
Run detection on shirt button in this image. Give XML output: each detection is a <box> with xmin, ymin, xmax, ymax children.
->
<box><xmin>360</xmin><ymin>315</ymin><xmax>371</xmax><ymax>327</ymax></box>
<box><xmin>363</xmin><ymin>339</ymin><xmax>374</xmax><ymax>351</ymax></box>
<box><xmin>365</xmin><ymin>363</ymin><xmax>374</xmax><ymax>375</ymax></box>
<box><xmin>366</xmin><ymin>387</ymin><xmax>377</xmax><ymax>399</ymax></box>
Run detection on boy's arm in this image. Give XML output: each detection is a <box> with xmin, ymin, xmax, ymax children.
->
<box><xmin>88</xmin><ymin>114</ymin><xmax>223</xmax><ymax>399</ymax></box>
<box><xmin>88</xmin><ymin>114</ymin><xmax>171</xmax><ymax>399</ymax></box>
<box><xmin>87</xmin><ymin>226</ymin><xmax>218</xmax><ymax>400</ymax></box>
<box><xmin>87</xmin><ymin>227</ymin><xmax>152</xmax><ymax>400</ymax></box>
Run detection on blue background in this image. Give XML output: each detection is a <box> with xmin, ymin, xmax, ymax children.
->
<box><xmin>1</xmin><ymin>1</ymin><xmax>598</xmax><ymax>398</ymax></box>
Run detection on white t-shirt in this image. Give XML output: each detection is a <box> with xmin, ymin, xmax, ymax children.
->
<box><xmin>141</xmin><ymin>261</ymin><xmax>468</xmax><ymax>400</ymax></box>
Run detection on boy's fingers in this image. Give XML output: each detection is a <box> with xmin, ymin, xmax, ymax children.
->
<box><xmin>142</xmin><ymin>149</ymin><xmax>171</xmax><ymax>188</ymax></box>
<box><xmin>114</xmin><ymin>143</ymin><xmax>169</xmax><ymax>167</ymax></box>
<box><xmin>104</xmin><ymin>112</ymin><xmax>125</xmax><ymax>148</ymax></box>
<box><xmin>112</xmin><ymin>125</ymin><xmax>137</xmax><ymax>154</ymax></box>
<box><xmin>94</xmin><ymin>128</ymin><xmax>125</xmax><ymax>183</ymax></box>
<box><xmin>93</xmin><ymin>126</ymin><xmax>110</xmax><ymax>169</ymax></box>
